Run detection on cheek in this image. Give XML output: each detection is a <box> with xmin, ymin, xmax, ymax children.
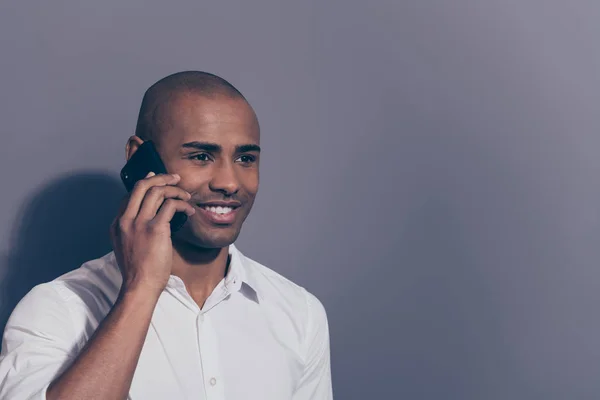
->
<box><xmin>178</xmin><ymin>172</ymin><xmax>211</xmax><ymax>194</ymax></box>
<box><xmin>241</xmin><ymin>171</ymin><xmax>259</xmax><ymax>195</ymax></box>
<box><xmin>177</xmin><ymin>167</ymin><xmax>259</xmax><ymax>196</ymax></box>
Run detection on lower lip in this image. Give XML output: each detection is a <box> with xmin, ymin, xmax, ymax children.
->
<box><xmin>196</xmin><ymin>205</ymin><xmax>239</xmax><ymax>225</ymax></box>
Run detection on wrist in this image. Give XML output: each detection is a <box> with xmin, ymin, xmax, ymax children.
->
<box><xmin>117</xmin><ymin>282</ymin><xmax>163</xmax><ymax>308</ymax></box>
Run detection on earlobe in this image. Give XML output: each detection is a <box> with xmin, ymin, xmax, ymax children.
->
<box><xmin>125</xmin><ymin>135</ymin><xmax>144</xmax><ymax>161</ymax></box>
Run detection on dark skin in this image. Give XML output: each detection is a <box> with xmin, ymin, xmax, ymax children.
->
<box><xmin>126</xmin><ymin>92</ymin><xmax>260</xmax><ymax>306</ymax></box>
<box><xmin>47</xmin><ymin>93</ymin><xmax>260</xmax><ymax>400</ymax></box>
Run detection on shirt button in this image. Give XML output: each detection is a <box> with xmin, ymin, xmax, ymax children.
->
<box><xmin>210</xmin><ymin>377</ymin><xmax>217</xmax><ymax>386</ymax></box>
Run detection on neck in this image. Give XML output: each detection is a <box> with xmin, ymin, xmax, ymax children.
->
<box><xmin>170</xmin><ymin>240</ymin><xmax>230</xmax><ymax>308</ymax></box>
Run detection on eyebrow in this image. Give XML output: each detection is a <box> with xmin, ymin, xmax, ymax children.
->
<box><xmin>181</xmin><ymin>141</ymin><xmax>261</xmax><ymax>153</ymax></box>
<box><xmin>237</xmin><ymin>144</ymin><xmax>261</xmax><ymax>153</ymax></box>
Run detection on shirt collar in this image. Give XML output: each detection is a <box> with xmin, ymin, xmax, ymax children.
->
<box><xmin>109</xmin><ymin>243</ymin><xmax>260</xmax><ymax>302</ymax></box>
<box><xmin>227</xmin><ymin>243</ymin><xmax>260</xmax><ymax>303</ymax></box>
<box><xmin>160</xmin><ymin>243</ymin><xmax>259</xmax><ymax>303</ymax></box>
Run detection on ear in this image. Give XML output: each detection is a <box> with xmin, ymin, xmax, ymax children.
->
<box><xmin>125</xmin><ymin>135</ymin><xmax>144</xmax><ymax>161</ymax></box>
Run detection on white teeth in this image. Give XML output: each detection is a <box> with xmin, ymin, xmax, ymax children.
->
<box><xmin>204</xmin><ymin>206</ymin><xmax>233</xmax><ymax>215</ymax></box>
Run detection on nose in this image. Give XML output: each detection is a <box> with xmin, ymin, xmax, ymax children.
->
<box><xmin>209</xmin><ymin>160</ymin><xmax>240</xmax><ymax>196</ymax></box>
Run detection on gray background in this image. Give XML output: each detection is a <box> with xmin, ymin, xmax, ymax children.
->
<box><xmin>1</xmin><ymin>0</ymin><xmax>599</xmax><ymax>399</ymax></box>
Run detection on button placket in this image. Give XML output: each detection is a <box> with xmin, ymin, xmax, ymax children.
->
<box><xmin>196</xmin><ymin>312</ymin><xmax>225</xmax><ymax>400</ymax></box>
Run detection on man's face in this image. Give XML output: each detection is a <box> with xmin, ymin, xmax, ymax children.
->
<box><xmin>153</xmin><ymin>92</ymin><xmax>260</xmax><ymax>249</ymax></box>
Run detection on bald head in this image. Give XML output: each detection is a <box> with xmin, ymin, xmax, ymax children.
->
<box><xmin>134</xmin><ymin>71</ymin><xmax>249</xmax><ymax>142</ymax></box>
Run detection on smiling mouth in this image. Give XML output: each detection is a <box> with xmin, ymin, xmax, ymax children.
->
<box><xmin>195</xmin><ymin>203</ymin><xmax>241</xmax><ymax>224</ymax></box>
<box><xmin>202</xmin><ymin>205</ymin><xmax>235</xmax><ymax>215</ymax></box>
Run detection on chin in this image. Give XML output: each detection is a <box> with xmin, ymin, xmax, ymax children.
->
<box><xmin>175</xmin><ymin>225</ymin><xmax>241</xmax><ymax>250</ymax></box>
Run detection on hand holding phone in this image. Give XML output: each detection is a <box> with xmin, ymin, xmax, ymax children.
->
<box><xmin>111</xmin><ymin>172</ymin><xmax>196</xmax><ymax>295</ymax></box>
<box><xmin>111</xmin><ymin>141</ymin><xmax>196</xmax><ymax>295</ymax></box>
<box><xmin>120</xmin><ymin>141</ymin><xmax>188</xmax><ymax>232</ymax></box>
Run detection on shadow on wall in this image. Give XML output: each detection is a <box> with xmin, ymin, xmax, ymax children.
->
<box><xmin>0</xmin><ymin>172</ymin><xmax>125</xmax><ymax>338</ymax></box>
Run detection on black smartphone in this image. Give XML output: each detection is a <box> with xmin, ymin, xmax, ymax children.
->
<box><xmin>120</xmin><ymin>140</ymin><xmax>188</xmax><ymax>232</ymax></box>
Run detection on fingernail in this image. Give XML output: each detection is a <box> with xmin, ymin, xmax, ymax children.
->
<box><xmin>146</xmin><ymin>172</ymin><xmax>155</xmax><ymax>177</ymax></box>
<box><xmin>172</xmin><ymin>174</ymin><xmax>180</xmax><ymax>179</ymax></box>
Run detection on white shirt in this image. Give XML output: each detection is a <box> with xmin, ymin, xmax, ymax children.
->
<box><xmin>0</xmin><ymin>244</ymin><xmax>333</xmax><ymax>400</ymax></box>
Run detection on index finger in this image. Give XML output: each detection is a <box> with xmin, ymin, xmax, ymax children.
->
<box><xmin>121</xmin><ymin>172</ymin><xmax>181</xmax><ymax>220</ymax></box>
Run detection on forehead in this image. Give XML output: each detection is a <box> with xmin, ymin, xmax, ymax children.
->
<box><xmin>158</xmin><ymin>92</ymin><xmax>260</xmax><ymax>148</ymax></box>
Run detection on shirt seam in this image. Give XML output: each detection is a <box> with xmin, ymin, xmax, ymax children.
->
<box><xmin>47</xmin><ymin>282</ymin><xmax>78</xmax><ymax>352</ymax></box>
<box><xmin>302</xmin><ymin>287</ymin><xmax>313</xmax><ymax>365</ymax></box>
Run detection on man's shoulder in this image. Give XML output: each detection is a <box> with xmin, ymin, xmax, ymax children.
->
<box><xmin>14</xmin><ymin>252</ymin><xmax>121</xmax><ymax>317</ymax></box>
<box><xmin>55</xmin><ymin>251</ymin><xmax>121</xmax><ymax>298</ymax></box>
<box><xmin>237</xmin><ymin>249</ymin><xmax>330</xmax><ymax>348</ymax></box>
<box><xmin>241</xmin><ymin>252</ymin><xmax>304</xmax><ymax>294</ymax></box>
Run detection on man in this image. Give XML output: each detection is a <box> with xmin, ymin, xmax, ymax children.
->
<box><xmin>0</xmin><ymin>71</ymin><xmax>333</xmax><ymax>399</ymax></box>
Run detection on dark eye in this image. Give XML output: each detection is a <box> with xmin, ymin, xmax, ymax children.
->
<box><xmin>236</xmin><ymin>155</ymin><xmax>256</xmax><ymax>164</ymax></box>
<box><xmin>191</xmin><ymin>153</ymin><xmax>211</xmax><ymax>162</ymax></box>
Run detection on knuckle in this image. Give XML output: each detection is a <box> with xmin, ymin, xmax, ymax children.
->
<box><xmin>132</xmin><ymin>179</ymin><xmax>146</xmax><ymax>190</ymax></box>
<box><xmin>147</xmin><ymin>221</ymin><xmax>164</xmax><ymax>234</ymax></box>
<box><xmin>148</xmin><ymin>186</ymin><xmax>165</xmax><ymax>196</ymax></box>
<box><xmin>117</xmin><ymin>218</ymin><xmax>130</xmax><ymax>232</ymax></box>
<box><xmin>164</xmin><ymin>185</ymin><xmax>177</xmax><ymax>194</ymax></box>
<box><xmin>132</xmin><ymin>219</ymin><xmax>146</xmax><ymax>231</ymax></box>
<box><xmin>146</xmin><ymin>222</ymin><xmax>157</xmax><ymax>233</ymax></box>
<box><xmin>163</xmin><ymin>198</ymin><xmax>177</xmax><ymax>208</ymax></box>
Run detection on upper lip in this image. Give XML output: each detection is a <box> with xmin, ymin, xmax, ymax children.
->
<box><xmin>197</xmin><ymin>201</ymin><xmax>241</xmax><ymax>208</ymax></box>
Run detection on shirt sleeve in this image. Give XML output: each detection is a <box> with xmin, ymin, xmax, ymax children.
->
<box><xmin>293</xmin><ymin>290</ymin><xmax>334</xmax><ymax>400</ymax></box>
<box><xmin>0</xmin><ymin>283</ymin><xmax>79</xmax><ymax>400</ymax></box>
